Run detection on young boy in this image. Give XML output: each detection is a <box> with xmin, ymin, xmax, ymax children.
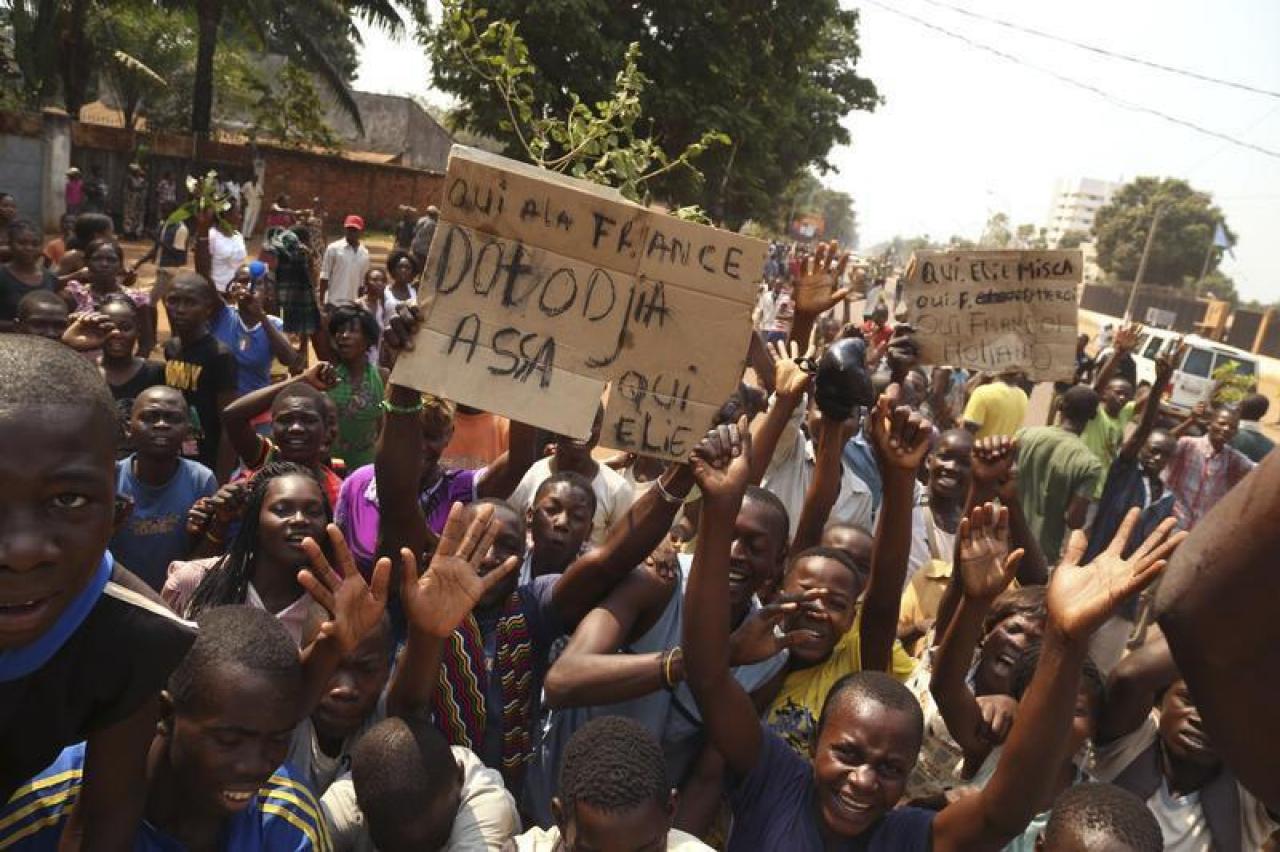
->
<box><xmin>162</xmin><ymin>272</ymin><xmax>238</xmax><ymax>478</ymax></box>
<box><xmin>507</xmin><ymin>406</ymin><xmax>636</xmax><ymax>547</ymax></box>
<box><xmin>110</xmin><ymin>386</ymin><xmax>217</xmax><ymax>590</ymax></box>
<box><xmin>520</xmin><ymin>472</ymin><xmax>596</xmax><ymax>582</ymax></box>
<box><xmin>1037</xmin><ymin>783</ymin><xmax>1161</xmax><ymax>852</ymax></box>
<box><xmin>14</xmin><ymin>290</ymin><xmax>70</xmax><ymax>341</ymax></box>
<box><xmin>515</xmin><ymin>716</ymin><xmax>712</xmax><ymax>851</ymax></box>
<box><xmin>1</xmin><ymin>606</ymin><xmax>329</xmax><ymax>850</ymax></box>
<box><xmin>334</xmin><ymin>716</ymin><xmax>519</xmax><ymax>851</ymax></box>
<box><xmin>0</xmin><ymin>336</ymin><xmax>196</xmax><ymax>848</ymax></box>
<box><xmin>681</xmin><ymin>393</ymin><xmax>1182</xmax><ymax>851</ymax></box>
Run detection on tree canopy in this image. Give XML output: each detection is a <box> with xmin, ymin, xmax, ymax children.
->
<box><xmin>421</xmin><ymin>0</ymin><xmax>880</xmax><ymax>226</ymax></box>
<box><xmin>1092</xmin><ymin>177</ymin><xmax>1233</xmax><ymax>286</ymax></box>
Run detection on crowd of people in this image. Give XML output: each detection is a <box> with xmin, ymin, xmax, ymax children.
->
<box><xmin>0</xmin><ymin>184</ymin><xmax>1278</xmax><ymax>852</ymax></box>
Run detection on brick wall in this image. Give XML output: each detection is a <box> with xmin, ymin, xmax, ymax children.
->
<box><xmin>62</xmin><ymin>118</ymin><xmax>443</xmax><ymax>231</ymax></box>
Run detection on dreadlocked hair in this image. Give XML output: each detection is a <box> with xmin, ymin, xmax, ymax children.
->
<box><xmin>185</xmin><ymin>461</ymin><xmax>331</xmax><ymax>619</ymax></box>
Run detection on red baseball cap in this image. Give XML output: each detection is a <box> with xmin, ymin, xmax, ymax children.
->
<box><xmin>343</xmin><ymin>214</ymin><xmax>365</xmax><ymax>231</ymax></box>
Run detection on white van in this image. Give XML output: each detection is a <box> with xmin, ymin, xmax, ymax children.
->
<box><xmin>1129</xmin><ymin>329</ymin><xmax>1259</xmax><ymax>417</ymax></box>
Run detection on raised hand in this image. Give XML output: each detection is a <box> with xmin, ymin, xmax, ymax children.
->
<box><xmin>228</xmin><ymin>281</ymin><xmax>266</xmax><ymax>325</ymax></box>
<box><xmin>728</xmin><ymin>589</ymin><xmax>824</xmax><ymax>666</ymax></box>
<box><xmin>61</xmin><ymin>311</ymin><xmax>115</xmax><ymax>352</ymax></box>
<box><xmin>186</xmin><ymin>497</ymin><xmax>215</xmax><ymax>537</ymax></box>
<box><xmin>1113</xmin><ymin>321</ymin><xmax>1143</xmax><ymax>354</ymax></box>
<box><xmin>400</xmin><ymin>502</ymin><xmax>520</xmax><ymax>639</ymax></box>
<box><xmin>792</xmin><ymin>241</ymin><xmax>852</xmax><ymax>317</ymax></box>
<box><xmin>1155</xmin><ymin>337</ymin><xmax>1187</xmax><ymax>384</ymax></box>
<box><xmin>867</xmin><ymin>383</ymin><xmax>932</xmax><ymax>472</ymax></box>
<box><xmin>957</xmin><ymin>503</ymin><xmax>1024</xmax><ymax>602</ymax></box>
<box><xmin>1048</xmin><ymin>510</ymin><xmax>1185</xmax><ymax>643</ymax></box>
<box><xmin>972</xmin><ymin>436</ymin><xmax>1018</xmax><ymax>499</ymax></box>
<box><xmin>301</xmin><ymin>361</ymin><xmax>338</xmax><ymax>391</ymax></box>
<box><xmin>976</xmin><ymin>694</ymin><xmax>1017</xmax><ymax>745</ymax></box>
<box><xmin>298</xmin><ymin>524</ymin><xmax>391</xmax><ymax>653</ymax></box>
<box><xmin>689</xmin><ymin>417</ymin><xmax>752</xmax><ymax>504</ymax></box>
<box><xmin>207</xmin><ymin>481</ymin><xmax>250</xmax><ymax>528</ymax></box>
<box><xmin>769</xmin><ymin>339</ymin><xmax>816</xmax><ymax>400</ymax></box>
<box><xmin>383</xmin><ymin>303</ymin><xmax>422</xmax><ymax>354</ymax></box>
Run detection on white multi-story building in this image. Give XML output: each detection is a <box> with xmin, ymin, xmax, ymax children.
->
<box><xmin>1044</xmin><ymin>177</ymin><xmax>1120</xmax><ymax>247</ymax></box>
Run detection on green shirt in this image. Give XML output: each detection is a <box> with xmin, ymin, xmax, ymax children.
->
<box><xmin>1080</xmin><ymin>400</ymin><xmax>1136</xmax><ymax>497</ymax></box>
<box><xmin>1015</xmin><ymin>426</ymin><xmax>1104</xmax><ymax>563</ymax></box>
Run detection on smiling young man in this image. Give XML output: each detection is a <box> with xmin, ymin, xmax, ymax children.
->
<box><xmin>1162</xmin><ymin>405</ymin><xmax>1254</xmax><ymax>529</ymax></box>
<box><xmin>0</xmin><ymin>337</ymin><xmax>196</xmax><ymax>849</ymax></box>
<box><xmin>1</xmin><ymin>606</ymin><xmax>330</xmax><ymax>850</ymax></box>
<box><xmin>109</xmin><ymin>386</ymin><xmax>217</xmax><ymax>591</ymax></box>
<box><xmin>682</xmin><ymin>392</ymin><xmax>1182</xmax><ymax>851</ymax></box>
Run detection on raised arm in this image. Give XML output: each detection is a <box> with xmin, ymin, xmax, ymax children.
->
<box><xmin>1156</xmin><ymin>450</ymin><xmax>1279</xmax><ymax>810</ymax></box>
<box><xmin>859</xmin><ymin>384</ymin><xmax>932</xmax><ymax>672</ymax></box>
<box><xmin>682</xmin><ymin>418</ymin><xmax>766</xmax><ymax>776</ymax></box>
<box><xmin>1092</xmin><ymin>321</ymin><xmax>1141</xmax><ymax>393</ymax></box>
<box><xmin>1096</xmin><ymin>630</ymin><xmax>1177</xmax><ymax>744</ymax></box>
<box><xmin>220</xmin><ymin>362</ymin><xmax>335</xmax><ymax>466</ymax></box>
<box><xmin>1168</xmin><ymin>401</ymin><xmax>1208</xmax><ymax>439</ymax></box>
<box><xmin>474</xmin><ymin>418</ymin><xmax>540</xmax><ymax>500</ymax></box>
<box><xmin>789</xmin><ymin>242</ymin><xmax>850</xmax><ymax>350</ymax></box>
<box><xmin>231</xmin><ymin>281</ymin><xmax>301</xmax><ymax>372</ymax></box>
<box><xmin>929</xmin><ymin>504</ymin><xmax>1023</xmax><ymax>769</ymax></box>
<box><xmin>550</xmin><ymin>459</ymin><xmax>694</xmax><ymax>627</ymax></box>
<box><xmin>971</xmin><ymin>437</ymin><xmax>1046</xmax><ymax>586</ymax></box>
<box><xmin>1119</xmin><ymin>340</ymin><xmax>1182</xmax><ymax>460</ymax></box>
<box><xmin>934</xmin><ymin>511</ymin><xmax>1183</xmax><ymax>851</ymax></box>
<box><xmin>791</xmin><ymin>411</ymin><xmax>857</xmax><ymax>552</ymax></box>
<box><xmin>387</xmin><ymin>503</ymin><xmax>521</xmax><ymax>719</ymax></box>
<box><xmin>746</xmin><ymin>340</ymin><xmax>812</xmax><ymax>485</ymax></box>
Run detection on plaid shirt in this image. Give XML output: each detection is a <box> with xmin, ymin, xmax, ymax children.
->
<box><xmin>1163</xmin><ymin>435</ymin><xmax>1254</xmax><ymax>528</ymax></box>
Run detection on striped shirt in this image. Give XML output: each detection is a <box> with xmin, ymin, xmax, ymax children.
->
<box><xmin>1163</xmin><ymin>435</ymin><xmax>1254</xmax><ymax>529</ymax></box>
<box><xmin>0</xmin><ymin>743</ymin><xmax>332</xmax><ymax>851</ymax></box>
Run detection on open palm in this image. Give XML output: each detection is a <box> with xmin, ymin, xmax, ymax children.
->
<box><xmin>958</xmin><ymin>503</ymin><xmax>1023</xmax><ymax>601</ymax></box>
<box><xmin>299</xmin><ymin>524</ymin><xmax>391</xmax><ymax>654</ymax></box>
<box><xmin>793</xmin><ymin>242</ymin><xmax>852</xmax><ymax>316</ymax></box>
<box><xmin>402</xmin><ymin>502</ymin><xmax>520</xmax><ymax>639</ymax></box>
<box><xmin>1048</xmin><ymin>510</ymin><xmax>1185</xmax><ymax>642</ymax></box>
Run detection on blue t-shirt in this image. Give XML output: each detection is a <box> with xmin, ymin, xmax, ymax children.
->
<box><xmin>727</xmin><ymin>728</ymin><xmax>935</xmax><ymax>851</ymax></box>
<box><xmin>0</xmin><ymin>743</ymin><xmax>329</xmax><ymax>851</ymax></box>
<box><xmin>110</xmin><ymin>456</ymin><xmax>217</xmax><ymax>591</ymax></box>
<box><xmin>1084</xmin><ymin>454</ymin><xmax>1176</xmax><ymax>563</ymax></box>
<box><xmin>211</xmin><ymin>304</ymin><xmax>286</xmax><ymax>398</ymax></box>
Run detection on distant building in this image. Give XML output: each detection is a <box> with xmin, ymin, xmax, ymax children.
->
<box><xmin>1044</xmin><ymin>177</ymin><xmax>1120</xmax><ymax>247</ymax></box>
<box><xmin>322</xmin><ymin>90</ymin><xmax>452</xmax><ymax>172</ymax></box>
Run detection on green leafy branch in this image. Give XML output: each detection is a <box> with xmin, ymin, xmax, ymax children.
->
<box><xmin>166</xmin><ymin>171</ymin><xmax>236</xmax><ymax>235</ymax></box>
<box><xmin>440</xmin><ymin>1</ymin><xmax>728</xmax><ymax>214</ymax></box>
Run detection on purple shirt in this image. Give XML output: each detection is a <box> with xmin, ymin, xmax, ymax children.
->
<box><xmin>334</xmin><ymin>464</ymin><xmax>480</xmax><ymax>572</ymax></box>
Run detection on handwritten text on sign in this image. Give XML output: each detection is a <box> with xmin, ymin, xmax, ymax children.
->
<box><xmin>903</xmin><ymin>250</ymin><xmax>1081</xmax><ymax>381</ymax></box>
<box><xmin>392</xmin><ymin>146</ymin><xmax>765</xmax><ymax>460</ymax></box>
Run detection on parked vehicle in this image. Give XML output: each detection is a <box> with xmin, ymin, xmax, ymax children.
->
<box><xmin>1129</xmin><ymin>329</ymin><xmax>1259</xmax><ymax>416</ymax></box>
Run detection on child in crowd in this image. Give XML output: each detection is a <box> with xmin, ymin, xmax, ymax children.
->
<box><xmin>1</xmin><ymin>607</ymin><xmax>327</xmax><ymax>850</ymax></box>
<box><xmin>0</xmin><ymin>336</ymin><xmax>196</xmax><ymax>848</ymax></box>
<box><xmin>1038</xmin><ymin>783</ymin><xmax>1162</xmax><ymax>851</ymax></box>
<box><xmin>14</xmin><ymin>290</ymin><xmax>69</xmax><ymax>341</ymax></box>
<box><xmin>162</xmin><ymin>271</ymin><xmax>238</xmax><ymax>478</ymax></box>
<box><xmin>0</xmin><ymin>220</ymin><xmax>58</xmax><ymax>330</ymax></box>
<box><xmin>110</xmin><ymin>386</ymin><xmax>217</xmax><ymax>591</ymax></box>
<box><xmin>97</xmin><ymin>294</ymin><xmax>167</xmax><ymax>442</ymax></box>
<box><xmin>65</xmin><ymin>238</ymin><xmax>155</xmax><ymax>355</ymax></box>
<box><xmin>316</xmin><ymin>305</ymin><xmax>385</xmax><ymax>469</ymax></box>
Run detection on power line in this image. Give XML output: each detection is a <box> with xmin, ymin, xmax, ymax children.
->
<box><xmin>861</xmin><ymin>0</ymin><xmax>1280</xmax><ymax>161</ymax></box>
<box><xmin>913</xmin><ymin>0</ymin><xmax>1280</xmax><ymax>100</ymax></box>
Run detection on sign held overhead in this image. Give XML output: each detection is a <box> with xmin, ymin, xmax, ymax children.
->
<box><xmin>392</xmin><ymin>145</ymin><xmax>767</xmax><ymax>461</ymax></box>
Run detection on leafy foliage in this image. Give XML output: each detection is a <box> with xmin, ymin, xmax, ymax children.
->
<box><xmin>87</xmin><ymin>5</ymin><xmax>190</xmax><ymax>130</ymax></box>
<box><xmin>1057</xmin><ymin>229</ymin><xmax>1089</xmax><ymax>250</ymax></box>
<box><xmin>1212</xmin><ymin>360</ymin><xmax>1254</xmax><ymax>405</ymax></box>
<box><xmin>775</xmin><ymin>170</ymin><xmax>859</xmax><ymax>246</ymax></box>
<box><xmin>1092</xmin><ymin>177</ymin><xmax>1233</xmax><ymax>286</ymax></box>
<box><xmin>423</xmin><ymin>0</ymin><xmax>879</xmax><ymax>226</ymax></box>
<box><xmin>249</xmin><ymin>64</ymin><xmax>338</xmax><ymax>151</ymax></box>
<box><xmin>435</xmin><ymin>3</ymin><xmax>727</xmax><ymax>212</ymax></box>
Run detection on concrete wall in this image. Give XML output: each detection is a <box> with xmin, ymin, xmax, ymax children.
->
<box><xmin>323</xmin><ymin>90</ymin><xmax>453</xmax><ymax>172</ymax></box>
<box><xmin>0</xmin><ymin>112</ymin><xmax>47</xmax><ymax>227</ymax></box>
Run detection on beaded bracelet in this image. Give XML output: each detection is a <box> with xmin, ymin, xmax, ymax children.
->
<box><xmin>381</xmin><ymin>397</ymin><xmax>425</xmax><ymax>416</ymax></box>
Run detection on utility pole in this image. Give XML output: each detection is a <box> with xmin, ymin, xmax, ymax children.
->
<box><xmin>1195</xmin><ymin>235</ymin><xmax>1217</xmax><ymax>288</ymax></box>
<box><xmin>1124</xmin><ymin>204</ymin><xmax>1164</xmax><ymax>321</ymax></box>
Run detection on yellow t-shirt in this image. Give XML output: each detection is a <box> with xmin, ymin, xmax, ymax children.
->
<box><xmin>766</xmin><ymin>612</ymin><xmax>918</xmax><ymax>757</ymax></box>
<box><xmin>963</xmin><ymin>382</ymin><xmax>1029</xmax><ymax>439</ymax></box>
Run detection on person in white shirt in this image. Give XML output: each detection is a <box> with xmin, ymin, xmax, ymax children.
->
<box><xmin>508</xmin><ymin>406</ymin><xmax>635</xmax><ymax>548</ymax></box>
<box><xmin>206</xmin><ymin>204</ymin><xmax>247</xmax><ymax>293</ymax></box>
<box><xmin>320</xmin><ymin>214</ymin><xmax>372</xmax><ymax>309</ymax></box>
<box><xmin>513</xmin><ymin>716</ymin><xmax>713</xmax><ymax>851</ymax></box>
<box><xmin>241</xmin><ymin>176</ymin><xmax>264</xmax><ymax>238</ymax></box>
<box><xmin>324</xmin><ymin>716</ymin><xmax>520</xmax><ymax>852</ymax></box>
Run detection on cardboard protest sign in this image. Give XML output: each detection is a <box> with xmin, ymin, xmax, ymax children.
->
<box><xmin>392</xmin><ymin>145</ymin><xmax>767</xmax><ymax>461</ymax></box>
<box><xmin>902</xmin><ymin>250</ymin><xmax>1082</xmax><ymax>381</ymax></box>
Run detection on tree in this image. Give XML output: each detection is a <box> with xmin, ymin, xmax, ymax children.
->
<box><xmin>422</xmin><ymin>0</ymin><xmax>880</xmax><ymax>227</ymax></box>
<box><xmin>1014</xmin><ymin>223</ymin><xmax>1048</xmax><ymax>250</ymax></box>
<box><xmin>1092</xmin><ymin>177</ymin><xmax>1233</xmax><ymax>286</ymax></box>
<box><xmin>88</xmin><ymin>5</ymin><xmax>190</xmax><ymax>131</ymax></box>
<box><xmin>775</xmin><ymin>170</ymin><xmax>858</xmax><ymax>245</ymax></box>
<box><xmin>175</xmin><ymin>0</ymin><xmax>419</xmax><ymax>137</ymax></box>
<box><xmin>249</xmin><ymin>63</ymin><xmax>338</xmax><ymax>151</ymax></box>
<box><xmin>1057</xmin><ymin>229</ymin><xmax>1089</xmax><ymax>250</ymax></box>
<box><xmin>979</xmin><ymin>212</ymin><xmax>1012</xmax><ymax>249</ymax></box>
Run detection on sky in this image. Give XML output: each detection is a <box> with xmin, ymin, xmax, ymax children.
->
<box><xmin>355</xmin><ymin>0</ymin><xmax>1280</xmax><ymax>302</ymax></box>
